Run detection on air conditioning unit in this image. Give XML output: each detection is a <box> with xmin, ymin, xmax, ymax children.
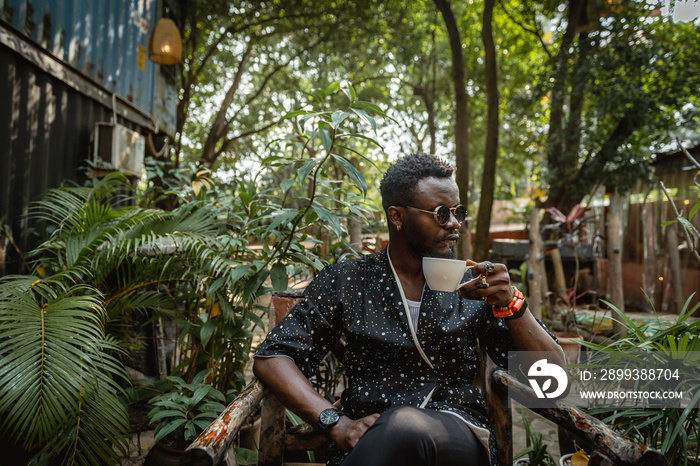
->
<box><xmin>94</xmin><ymin>123</ymin><xmax>145</xmax><ymax>177</ymax></box>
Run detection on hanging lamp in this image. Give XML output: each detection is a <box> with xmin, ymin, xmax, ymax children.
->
<box><xmin>149</xmin><ymin>18</ymin><xmax>182</xmax><ymax>65</ymax></box>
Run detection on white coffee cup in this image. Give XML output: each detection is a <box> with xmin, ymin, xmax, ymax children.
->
<box><xmin>422</xmin><ymin>257</ymin><xmax>474</xmax><ymax>292</ymax></box>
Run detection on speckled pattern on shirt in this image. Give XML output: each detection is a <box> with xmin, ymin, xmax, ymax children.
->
<box><xmin>255</xmin><ymin>248</ymin><xmax>555</xmax><ymax>465</ymax></box>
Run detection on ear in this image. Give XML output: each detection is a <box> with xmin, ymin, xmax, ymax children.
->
<box><xmin>387</xmin><ymin>206</ymin><xmax>403</xmax><ymax>229</ymax></box>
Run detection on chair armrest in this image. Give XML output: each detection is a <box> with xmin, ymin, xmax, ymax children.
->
<box><xmin>490</xmin><ymin>368</ymin><xmax>667</xmax><ymax>466</ymax></box>
<box><xmin>185</xmin><ymin>378</ymin><xmax>267</xmax><ymax>465</ymax></box>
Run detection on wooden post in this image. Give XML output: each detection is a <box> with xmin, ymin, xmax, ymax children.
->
<box><xmin>527</xmin><ymin>209</ymin><xmax>543</xmax><ymax>319</ymax></box>
<box><xmin>607</xmin><ymin>188</ymin><xmax>626</xmax><ymax>337</ymax></box>
<box><xmin>550</xmin><ymin>248</ymin><xmax>569</xmax><ymax>307</ymax></box>
<box><xmin>481</xmin><ymin>353</ymin><xmax>512</xmax><ymax>466</ymax></box>
<box><xmin>667</xmin><ymin>225</ymin><xmax>684</xmax><ymax>314</ymax></box>
<box><xmin>539</xmin><ymin>253</ymin><xmax>553</xmax><ymax>318</ymax></box>
<box><xmin>258</xmin><ymin>292</ymin><xmax>304</xmax><ymax>466</ymax></box>
<box><xmin>460</xmin><ymin>219</ymin><xmax>473</xmax><ymax>261</ymax></box>
<box><xmin>348</xmin><ymin>217</ymin><xmax>363</xmax><ymax>252</ymax></box>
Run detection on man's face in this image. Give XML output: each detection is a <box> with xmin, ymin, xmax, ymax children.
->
<box><xmin>401</xmin><ymin>176</ymin><xmax>462</xmax><ymax>260</ymax></box>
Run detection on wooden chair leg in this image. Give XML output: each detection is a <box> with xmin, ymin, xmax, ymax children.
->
<box><xmin>483</xmin><ymin>354</ymin><xmax>512</xmax><ymax>466</ymax></box>
<box><xmin>258</xmin><ymin>394</ymin><xmax>286</xmax><ymax>466</ymax></box>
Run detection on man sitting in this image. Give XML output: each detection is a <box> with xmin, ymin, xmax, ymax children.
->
<box><xmin>254</xmin><ymin>154</ymin><xmax>562</xmax><ymax>465</ymax></box>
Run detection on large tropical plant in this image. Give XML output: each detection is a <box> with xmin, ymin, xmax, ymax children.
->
<box><xmin>0</xmin><ymin>278</ymin><xmax>130</xmax><ymax>464</ymax></box>
<box><xmin>0</xmin><ymin>81</ymin><xmax>385</xmax><ymax>463</ymax></box>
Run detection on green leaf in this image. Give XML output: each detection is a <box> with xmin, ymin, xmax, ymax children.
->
<box><xmin>353</xmin><ymin>100</ymin><xmax>386</xmax><ymax>116</ymax></box>
<box><xmin>297</xmin><ymin>159</ymin><xmax>317</xmax><ymax>182</ymax></box>
<box><xmin>280</xmin><ymin>179</ymin><xmax>295</xmax><ymax>194</ymax></box>
<box><xmin>319</xmin><ymin>127</ymin><xmax>333</xmax><ymax>153</ymax></box>
<box><xmin>350</xmin><ymin>108</ymin><xmax>376</xmax><ymax>132</ymax></box>
<box><xmin>332</xmin><ymin>154</ymin><xmax>368</xmax><ymax>196</ymax></box>
<box><xmin>247</xmin><ymin>310</ymin><xmax>266</xmax><ymax>329</ymax></box>
<box><xmin>311</xmin><ymin>89</ymin><xmax>326</xmax><ymax>102</ymax></box>
<box><xmin>282</xmin><ymin>109</ymin><xmax>314</xmax><ymax>120</ymax></box>
<box><xmin>190</xmin><ymin>385</ymin><xmax>212</xmax><ymax>407</ymax></box>
<box><xmin>200</xmin><ymin>318</ymin><xmax>218</xmax><ymax>347</ymax></box>
<box><xmin>268</xmin><ymin>210</ymin><xmax>298</xmax><ymax>231</ymax></box>
<box><xmin>149</xmin><ymin>409</ymin><xmax>186</xmax><ymax>423</ymax></box>
<box><xmin>689</xmin><ymin>202</ymin><xmax>700</xmax><ymax>221</ymax></box>
<box><xmin>325</xmin><ymin>82</ymin><xmax>340</xmax><ymax>96</ymax></box>
<box><xmin>270</xmin><ymin>262</ymin><xmax>289</xmax><ymax>291</ymax></box>
<box><xmin>236</xmin><ymin>447</ymin><xmax>259</xmax><ymax>465</ymax></box>
<box><xmin>337</xmin><ymin>132</ymin><xmax>384</xmax><ymax>151</ymax></box>
<box><xmin>209</xmin><ymin>277</ymin><xmax>226</xmax><ymax>294</ymax></box>
<box><xmin>312</xmin><ymin>205</ymin><xmax>343</xmax><ymax>237</ymax></box>
<box><xmin>331</xmin><ymin>110</ymin><xmax>350</xmax><ymax>128</ymax></box>
<box><xmin>341</xmin><ymin>82</ymin><xmax>356</xmax><ymax>103</ymax></box>
<box><xmin>155</xmin><ymin>418</ymin><xmax>187</xmax><ymax>443</ymax></box>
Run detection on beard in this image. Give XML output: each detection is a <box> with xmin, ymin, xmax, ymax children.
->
<box><xmin>403</xmin><ymin>221</ymin><xmax>459</xmax><ymax>260</ymax></box>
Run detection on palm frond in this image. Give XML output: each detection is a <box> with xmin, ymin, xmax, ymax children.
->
<box><xmin>0</xmin><ymin>279</ymin><xmax>126</xmax><ymax>456</ymax></box>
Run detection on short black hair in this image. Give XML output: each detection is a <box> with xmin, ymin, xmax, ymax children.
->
<box><xmin>379</xmin><ymin>154</ymin><xmax>454</xmax><ymax>212</ymax></box>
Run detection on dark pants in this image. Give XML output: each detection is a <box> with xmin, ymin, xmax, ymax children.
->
<box><xmin>341</xmin><ymin>406</ymin><xmax>489</xmax><ymax>466</ymax></box>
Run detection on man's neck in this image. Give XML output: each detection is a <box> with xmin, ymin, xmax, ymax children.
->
<box><xmin>388</xmin><ymin>242</ymin><xmax>425</xmax><ymax>300</ymax></box>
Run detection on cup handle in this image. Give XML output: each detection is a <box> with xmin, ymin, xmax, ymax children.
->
<box><xmin>455</xmin><ymin>265</ymin><xmax>477</xmax><ymax>290</ymax></box>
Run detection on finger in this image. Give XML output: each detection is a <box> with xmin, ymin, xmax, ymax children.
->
<box><xmin>457</xmin><ymin>276</ymin><xmax>483</xmax><ymax>295</ymax></box>
<box><xmin>363</xmin><ymin>413</ymin><xmax>380</xmax><ymax>427</ymax></box>
<box><xmin>473</xmin><ymin>261</ymin><xmax>496</xmax><ymax>276</ymax></box>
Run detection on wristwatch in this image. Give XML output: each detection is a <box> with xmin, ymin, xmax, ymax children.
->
<box><xmin>317</xmin><ymin>408</ymin><xmax>343</xmax><ymax>432</ymax></box>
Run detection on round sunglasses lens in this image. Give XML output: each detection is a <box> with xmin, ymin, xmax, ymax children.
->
<box><xmin>455</xmin><ymin>205</ymin><xmax>467</xmax><ymax>222</ymax></box>
<box><xmin>436</xmin><ymin>206</ymin><xmax>451</xmax><ymax>225</ymax></box>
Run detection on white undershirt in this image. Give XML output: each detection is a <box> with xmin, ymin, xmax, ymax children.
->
<box><xmin>405</xmin><ymin>298</ymin><xmax>421</xmax><ymax>330</ymax></box>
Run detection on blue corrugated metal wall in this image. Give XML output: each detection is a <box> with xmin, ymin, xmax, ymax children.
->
<box><xmin>0</xmin><ymin>0</ymin><xmax>176</xmax><ymax>127</ymax></box>
<box><xmin>0</xmin><ymin>0</ymin><xmax>179</xmax><ymax>274</ymax></box>
<box><xmin>0</xmin><ymin>44</ymin><xmax>143</xmax><ymax>273</ymax></box>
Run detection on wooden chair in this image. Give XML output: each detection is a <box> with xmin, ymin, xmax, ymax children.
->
<box><xmin>183</xmin><ymin>291</ymin><xmax>667</xmax><ymax>466</ymax></box>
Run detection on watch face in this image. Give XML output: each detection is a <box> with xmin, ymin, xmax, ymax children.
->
<box><xmin>319</xmin><ymin>408</ymin><xmax>340</xmax><ymax>428</ymax></box>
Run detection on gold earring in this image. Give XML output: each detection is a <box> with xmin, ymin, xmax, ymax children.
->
<box><xmin>396</xmin><ymin>224</ymin><xmax>402</xmax><ymax>232</ymax></box>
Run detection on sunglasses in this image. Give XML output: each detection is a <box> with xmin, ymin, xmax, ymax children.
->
<box><xmin>403</xmin><ymin>204</ymin><xmax>468</xmax><ymax>226</ymax></box>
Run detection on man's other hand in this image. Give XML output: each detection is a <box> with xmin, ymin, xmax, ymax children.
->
<box><xmin>329</xmin><ymin>414</ymin><xmax>380</xmax><ymax>451</ymax></box>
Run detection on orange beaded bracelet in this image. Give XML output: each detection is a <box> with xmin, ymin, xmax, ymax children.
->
<box><xmin>493</xmin><ymin>286</ymin><xmax>525</xmax><ymax>320</ymax></box>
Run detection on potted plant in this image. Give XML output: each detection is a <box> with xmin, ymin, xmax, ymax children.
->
<box><xmin>144</xmin><ymin>370</ymin><xmax>228</xmax><ymax>462</ymax></box>
<box><xmin>513</xmin><ymin>410</ymin><xmax>557</xmax><ymax>465</ymax></box>
<box><xmin>559</xmin><ymin>449</ymin><xmax>589</xmax><ymax>466</ymax></box>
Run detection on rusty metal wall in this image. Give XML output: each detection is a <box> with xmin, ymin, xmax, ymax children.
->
<box><xmin>0</xmin><ymin>0</ymin><xmax>177</xmax><ymax>133</ymax></box>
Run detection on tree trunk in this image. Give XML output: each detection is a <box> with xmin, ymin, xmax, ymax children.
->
<box><xmin>413</xmin><ymin>85</ymin><xmax>436</xmax><ymax>155</ymax></box>
<box><xmin>434</xmin><ymin>0</ymin><xmax>470</xmax><ymax>218</ymax></box>
<box><xmin>544</xmin><ymin>0</ymin><xmax>585</xmax><ymax>173</ymax></box>
<box><xmin>550</xmin><ymin>247</ymin><xmax>569</xmax><ymax>308</ymax></box>
<box><xmin>527</xmin><ymin>209</ymin><xmax>544</xmax><ymax>319</ymax></box>
<box><xmin>348</xmin><ymin>217</ymin><xmax>363</xmax><ymax>253</ymax></box>
<box><xmin>548</xmin><ymin>99</ymin><xmax>647</xmax><ymax>213</ymax></box>
<box><xmin>562</xmin><ymin>31</ymin><xmax>590</xmax><ymax>164</ymax></box>
<box><xmin>200</xmin><ymin>47</ymin><xmax>254</xmax><ymax>167</ymax></box>
<box><xmin>607</xmin><ymin>187</ymin><xmax>626</xmax><ymax>337</ymax></box>
<box><xmin>473</xmin><ymin>0</ymin><xmax>499</xmax><ymax>261</ymax></box>
<box><xmin>667</xmin><ymin>224</ymin><xmax>684</xmax><ymax>314</ymax></box>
